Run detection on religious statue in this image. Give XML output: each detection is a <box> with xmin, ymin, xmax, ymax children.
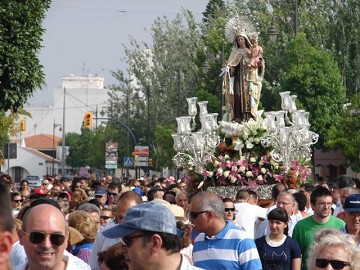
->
<box><xmin>221</xmin><ymin>15</ymin><xmax>265</xmax><ymax>123</ymax></box>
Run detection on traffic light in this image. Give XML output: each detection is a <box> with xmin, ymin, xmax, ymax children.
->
<box><xmin>84</xmin><ymin>112</ymin><xmax>93</xmax><ymax>128</ymax></box>
<box><xmin>20</xmin><ymin>120</ymin><xmax>26</xmax><ymax>132</ymax></box>
<box><xmin>149</xmin><ymin>158</ymin><xmax>153</xmax><ymax>166</ymax></box>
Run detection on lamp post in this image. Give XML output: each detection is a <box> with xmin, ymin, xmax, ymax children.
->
<box><xmin>267</xmin><ymin>0</ymin><xmax>299</xmax><ymax>42</ymax></box>
<box><xmin>52</xmin><ymin>120</ymin><xmax>62</xmax><ymax>176</ymax></box>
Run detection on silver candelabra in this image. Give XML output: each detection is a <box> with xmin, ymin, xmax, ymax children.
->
<box><xmin>172</xmin><ymin>97</ymin><xmax>220</xmax><ymax>172</ymax></box>
<box><xmin>261</xmin><ymin>91</ymin><xmax>319</xmax><ymax>172</ymax></box>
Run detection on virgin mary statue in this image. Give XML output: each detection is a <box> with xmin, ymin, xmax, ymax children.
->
<box><xmin>221</xmin><ymin>16</ymin><xmax>265</xmax><ymax>123</ymax></box>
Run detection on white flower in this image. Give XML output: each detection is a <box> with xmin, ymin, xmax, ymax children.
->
<box><xmin>261</xmin><ymin>167</ymin><xmax>267</xmax><ymax>174</ymax></box>
<box><xmin>239</xmin><ymin>165</ymin><xmax>246</xmax><ymax>172</ymax></box>
<box><xmin>259</xmin><ymin>160</ymin><xmax>264</xmax><ymax>166</ymax></box>
<box><xmin>217</xmin><ymin>168</ymin><xmax>224</xmax><ymax>176</ymax></box>
<box><xmin>224</xmin><ymin>171</ymin><xmax>230</xmax><ymax>177</ymax></box>
<box><xmin>246</xmin><ymin>171</ymin><xmax>252</xmax><ymax>177</ymax></box>
<box><xmin>207</xmin><ymin>171</ymin><xmax>214</xmax><ymax>177</ymax></box>
<box><xmin>214</xmin><ymin>160</ymin><xmax>220</xmax><ymax>166</ymax></box>
<box><xmin>246</xmin><ymin>141</ymin><xmax>254</xmax><ymax>149</ymax></box>
<box><xmin>224</xmin><ymin>155</ymin><xmax>230</xmax><ymax>159</ymax></box>
<box><xmin>250</xmin><ymin>157</ymin><xmax>256</xmax><ymax>163</ymax></box>
<box><xmin>257</xmin><ymin>175</ymin><xmax>263</xmax><ymax>181</ymax></box>
<box><xmin>234</xmin><ymin>139</ymin><xmax>244</xmax><ymax>150</ymax></box>
<box><xmin>230</xmin><ymin>177</ymin><xmax>237</xmax><ymax>183</ymax></box>
<box><xmin>254</xmin><ymin>137</ymin><xmax>260</xmax><ymax>144</ymax></box>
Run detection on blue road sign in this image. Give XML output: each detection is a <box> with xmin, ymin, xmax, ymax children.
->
<box><xmin>124</xmin><ymin>157</ymin><xmax>133</xmax><ymax>167</ymax></box>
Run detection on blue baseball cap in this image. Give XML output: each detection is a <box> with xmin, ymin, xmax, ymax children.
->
<box><xmin>102</xmin><ymin>203</ymin><xmax>177</xmax><ymax>238</ymax></box>
<box><xmin>94</xmin><ymin>188</ymin><xmax>107</xmax><ymax>196</ymax></box>
<box><xmin>343</xmin><ymin>194</ymin><xmax>360</xmax><ymax>212</ymax></box>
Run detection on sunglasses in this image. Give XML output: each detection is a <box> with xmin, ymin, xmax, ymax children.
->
<box><xmin>22</xmin><ymin>231</ymin><xmax>66</xmax><ymax>246</ymax></box>
<box><xmin>315</xmin><ymin>259</ymin><xmax>350</xmax><ymax>269</ymax></box>
<box><xmin>107</xmin><ymin>192</ymin><xmax>118</xmax><ymax>197</ymax></box>
<box><xmin>100</xmin><ymin>215</ymin><xmax>112</xmax><ymax>220</ymax></box>
<box><xmin>225</xmin><ymin>207</ymin><xmax>235</xmax><ymax>212</ymax></box>
<box><xmin>189</xmin><ymin>210</ymin><xmax>209</xmax><ymax>219</ymax></box>
<box><xmin>120</xmin><ymin>234</ymin><xmax>146</xmax><ymax>247</ymax></box>
<box><xmin>13</xmin><ymin>199</ymin><xmax>23</xmax><ymax>203</ymax></box>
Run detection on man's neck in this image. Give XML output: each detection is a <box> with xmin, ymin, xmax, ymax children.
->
<box><xmin>27</xmin><ymin>259</ymin><xmax>66</xmax><ymax>270</ymax></box>
<box><xmin>151</xmin><ymin>253</ymin><xmax>182</xmax><ymax>270</ymax></box>
<box><xmin>312</xmin><ymin>214</ymin><xmax>331</xmax><ymax>224</ymax></box>
<box><xmin>206</xmin><ymin>219</ymin><xmax>227</xmax><ymax>237</ymax></box>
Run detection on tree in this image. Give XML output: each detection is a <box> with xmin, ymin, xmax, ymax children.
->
<box><xmin>280</xmin><ymin>33</ymin><xmax>346</xmax><ymax>148</ymax></box>
<box><xmin>110</xmin><ymin>9</ymin><xmax>205</xmax><ymax>169</ymax></box>
<box><xmin>326</xmin><ymin>93</ymin><xmax>360</xmax><ymax>172</ymax></box>
<box><xmin>0</xmin><ymin>1</ymin><xmax>51</xmax><ymax>112</ymax></box>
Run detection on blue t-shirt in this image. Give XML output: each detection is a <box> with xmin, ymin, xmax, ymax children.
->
<box><xmin>255</xmin><ymin>235</ymin><xmax>301</xmax><ymax>270</ymax></box>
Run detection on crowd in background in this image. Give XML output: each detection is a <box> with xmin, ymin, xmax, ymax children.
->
<box><xmin>0</xmin><ymin>172</ymin><xmax>359</xmax><ymax>270</ymax></box>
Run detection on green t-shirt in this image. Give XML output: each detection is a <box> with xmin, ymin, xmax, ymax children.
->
<box><xmin>292</xmin><ymin>215</ymin><xmax>345</xmax><ymax>270</ymax></box>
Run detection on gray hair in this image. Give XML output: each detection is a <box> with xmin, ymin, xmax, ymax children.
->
<box><xmin>76</xmin><ymin>202</ymin><xmax>100</xmax><ymax>214</ymax></box>
<box><xmin>191</xmin><ymin>191</ymin><xmax>225</xmax><ymax>218</ymax></box>
<box><xmin>277</xmin><ymin>191</ymin><xmax>296</xmax><ymax>203</ymax></box>
<box><xmin>307</xmin><ymin>229</ymin><xmax>360</xmax><ymax>270</ymax></box>
<box><xmin>175</xmin><ymin>191</ymin><xmax>188</xmax><ymax>203</ymax></box>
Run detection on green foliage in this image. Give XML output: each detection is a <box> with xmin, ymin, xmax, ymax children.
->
<box><xmin>152</xmin><ymin>125</ymin><xmax>177</xmax><ymax>170</ymax></box>
<box><xmin>0</xmin><ymin>1</ymin><xmax>51</xmax><ymax>112</ymax></box>
<box><xmin>326</xmin><ymin>93</ymin><xmax>360</xmax><ymax>172</ymax></box>
<box><xmin>280</xmin><ymin>33</ymin><xmax>346</xmax><ymax>148</ymax></box>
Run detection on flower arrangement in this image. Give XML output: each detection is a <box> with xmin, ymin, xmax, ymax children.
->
<box><xmin>186</xmin><ymin>116</ymin><xmax>312</xmax><ymax>193</ymax></box>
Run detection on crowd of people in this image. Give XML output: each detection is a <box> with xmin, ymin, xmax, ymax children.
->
<box><xmin>0</xmin><ymin>172</ymin><xmax>359</xmax><ymax>270</ymax></box>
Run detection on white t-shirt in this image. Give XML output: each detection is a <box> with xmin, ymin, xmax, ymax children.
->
<box><xmin>88</xmin><ymin>220</ymin><xmax>121</xmax><ymax>270</ymax></box>
<box><xmin>234</xmin><ymin>202</ymin><xmax>267</xmax><ymax>239</ymax></box>
<box><xmin>13</xmin><ymin>252</ymin><xmax>90</xmax><ymax>270</ymax></box>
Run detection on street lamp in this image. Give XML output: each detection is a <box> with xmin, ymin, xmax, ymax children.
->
<box><xmin>267</xmin><ymin>0</ymin><xmax>299</xmax><ymax>42</ymax></box>
<box><xmin>52</xmin><ymin>120</ymin><xmax>62</xmax><ymax>176</ymax></box>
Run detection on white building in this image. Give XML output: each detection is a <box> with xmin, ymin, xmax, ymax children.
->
<box><xmin>22</xmin><ymin>74</ymin><xmax>110</xmax><ymax>138</ymax></box>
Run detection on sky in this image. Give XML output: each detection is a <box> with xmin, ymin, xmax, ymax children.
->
<box><xmin>29</xmin><ymin>0</ymin><xmax>210</xmax><ymax>105</ymax></box>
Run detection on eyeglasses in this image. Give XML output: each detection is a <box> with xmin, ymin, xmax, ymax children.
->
<box><xmin>107</xmin><ymin>192</ymin><xmax>118</xmax><ymax>197</ymax></box>
<box><xmin>120</xmin><ymin>234</ymin><xmax>146</xmax><ymax>247</ymax></box>
<box><xmin>189</xmin><ymin>211</ymin><xmax>209</xmax><ymax>219</ymax></box>
<box><xmin>225</xmin><ymin>208</ymin><xmax>235</xmax><ymax>212</ymax></box>
<box><xmin>315</xmin><ymin>259</ymin><xmax>350</xmax><ymax>269</ymax></box>
<box><xmin>276</xmin><ymin>201</ymin><xmax>293</xmax><ymax>206</ymax></box>
<box><xmin>22</xmin><ymin>230</ymin><xmax>66</xmax><ymax>246</ymax></box>
<box><xmin>100</xmin><ymin>215</ymin><xmax>112</xmax><ymax>220</ymax></box>
<box><xmin>13</xmin><ymin>199</ymin><xmax>23</xmax><ymax>203</ymax></box>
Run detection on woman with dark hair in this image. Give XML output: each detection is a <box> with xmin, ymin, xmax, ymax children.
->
<box><xmin>18</xmin><ymin>179</ymin><xmax>31</xmax><ymax>192</ymax></box>
<box><xmin>255</xmin><ymin>208</ymin><xmax>301</xmax><ymax>270</ymax></box>
<box><xmin>293</xmin><ymin>192</ymin><xmax>309</xmax><ymax>218</ymax></box>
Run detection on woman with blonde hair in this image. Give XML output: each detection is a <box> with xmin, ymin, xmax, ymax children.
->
<box><xmin>68</xmin><ymin>210</ymin><xmax>98</xmax><ymax>263</ymax></box>
<box><xmin>307</xmin><ymin>228</ymin><xmax>360</xmax><ymax>270</ymax></box>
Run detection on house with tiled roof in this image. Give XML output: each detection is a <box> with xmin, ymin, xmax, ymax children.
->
<box><xmin>1</xmin><ymin>134</ymin><xmax>62</xmax><ymax>182</ymax></box>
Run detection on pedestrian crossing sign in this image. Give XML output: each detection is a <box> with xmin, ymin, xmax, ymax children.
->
<box><xmin>124</xmin><ymin>157</ymin><xmax>133</xmax><ymax>167</ymax></box>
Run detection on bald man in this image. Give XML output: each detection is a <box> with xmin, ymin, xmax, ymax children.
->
<box><xmin>88</xmin><ymin>191</ymin><xmax>143</xmax><ymax>270</ymax></box>
<box><xmin>15</xmin><ymin>203</ymin><xmax>90</xmax><ymax>270</ymax></box>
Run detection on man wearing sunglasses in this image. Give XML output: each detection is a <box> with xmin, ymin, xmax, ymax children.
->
<box><xmin>102</xmin><ymin>203</ymin><xmax>203</xmax><ymax>270</ymax></box>
<box><xmin>15</xmin><ymin>203</ymin><xmax>90</xmax><ymax>270</ymax></box>
<box><xmin>190</xmin><ymin>191</ymin><xmax>262</xmax><ymax>270</ymax></box>
<box><xmin>106</xmin><ymin>182</ymin><xmax>121</xmax><ymax>208</ymax></box>
<box><xmin>0</xmin><ymin>182</ymin><xmax>14</xmax><ymax>270</ymax></box>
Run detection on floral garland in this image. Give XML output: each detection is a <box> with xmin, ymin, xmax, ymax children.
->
<box><xmin>185</xmin><ymin>117</ymin><xmax>312</xmax><ymax>192</ymax></box>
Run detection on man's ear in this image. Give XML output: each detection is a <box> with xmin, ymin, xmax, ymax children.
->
<box><xmin>0</xmin><ymin>232</ymin><xmax>13</xmax><ymax>264</ymax></box>
<box><xmin>150</xmin><ymin>234</ymin><xmax>162</xmax><ymax>254</ymax></box>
